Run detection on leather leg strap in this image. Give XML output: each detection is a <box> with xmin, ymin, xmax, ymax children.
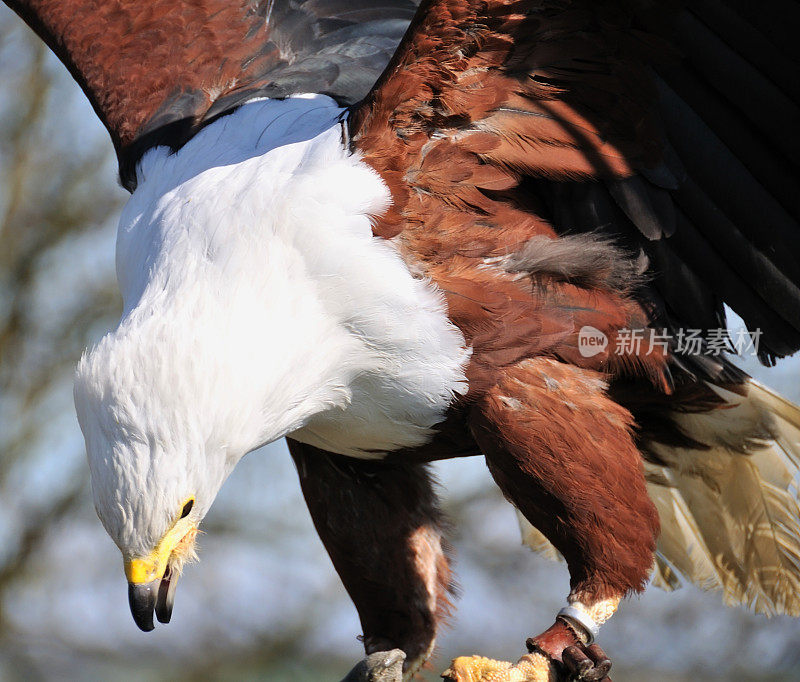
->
<box><xmin>526</xmin><ymin>620</ymin><xmax>581</xmax><ymax>665</ymax></box>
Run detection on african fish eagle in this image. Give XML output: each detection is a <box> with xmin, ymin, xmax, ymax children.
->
<box><xmin>4</xmin><ymin>1</ymin><xmax>800</xmax><ymax>680</ymax></box>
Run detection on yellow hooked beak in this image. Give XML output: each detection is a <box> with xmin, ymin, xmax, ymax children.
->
<box><xmin>125</xmin><ymin>497</ymin><xmax>198</xmax><ymax>631</ymax></box>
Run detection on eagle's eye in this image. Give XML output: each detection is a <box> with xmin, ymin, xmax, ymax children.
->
<box><xmin>180</xmin><ymin>499</ymin><xmax>194</xmax><ymax>519</ymax></box>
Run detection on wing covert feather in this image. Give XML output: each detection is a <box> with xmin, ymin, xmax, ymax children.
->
<box><xmin>350</xmin><ymin>0</ymin><xmax>800</xmax><ymax>362</ymax></box>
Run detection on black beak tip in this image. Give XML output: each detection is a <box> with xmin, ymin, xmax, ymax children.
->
<box><xmin>137</xmin><ymin>619</ymin><xmax>156</xmax><ymax>632</ymax></box>
<box><xmin>128</xmin><ymin>581</ymin><xmax>157</xmax><ymax>632</ymax></box>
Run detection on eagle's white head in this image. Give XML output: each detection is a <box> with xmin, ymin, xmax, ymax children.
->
<box><xmin>72</xmin><ymin>95</ymin><xmax>469</xmax><ymax>631</ymax></box>
<box><xmin>72</xmin><ymin>267</ymin><xmax>354</xmax><ymax>628</ymax></box>
<box><xmin>71</xmin><ymin>96</ymin><xmax>381</xmax><ymax>630</ymax></box>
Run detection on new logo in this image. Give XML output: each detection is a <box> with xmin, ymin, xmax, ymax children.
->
<box><xmin>578</xmin><ymin>326</ymin><xmax>608</xmax><ymax>358</ymax></box>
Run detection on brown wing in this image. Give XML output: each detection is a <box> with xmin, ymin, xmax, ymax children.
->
<box><xmin>5</xmin><ymin>0</ymin><xmax>420</xmax><ymax>189</ymax></box>
<box><xmin>349</xmin><ymin>0</ymin><xmax>800</xmax><ymax>373</ymax></box>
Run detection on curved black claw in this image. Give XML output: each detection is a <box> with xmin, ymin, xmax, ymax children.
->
<box><xmin>562</xmin><ymin>644</ymin><xmax>612</xmax><ymax>681</ymax></box>
<box><xmin>340</xmin><ymin>649</ymin><xmax>406</xmax><ymax>682</ymax></box>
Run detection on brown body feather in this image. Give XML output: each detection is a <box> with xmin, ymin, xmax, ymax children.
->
<box><xmin>348</xmin><ymin>0</ymin><xmax>670</xmax><ymax>607</ymax></box>
<box><xmin>344</xmin><ymin>0</ymin><xmax>800</xmax><ymax>664</ymax></box>
<box><xmin>288</xmin><ymin>440</ymin><xmax>456</xmax><ymax>673</ymax></box>
<box><xmin>472</xmin><ymin>357</ymin><xmax>660</xmax><ymax>602</ymax></box>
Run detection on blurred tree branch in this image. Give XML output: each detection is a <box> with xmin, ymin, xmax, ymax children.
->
<box><xmin>0</xmin><ymin>8</ymin><xmax>122</xmax><ymax>645</ymax></box>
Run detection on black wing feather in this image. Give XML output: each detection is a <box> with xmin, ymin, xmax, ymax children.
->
<box><xmin>546</xmin><ymin>2</ymin><xmax>800</xmax><ymax>363</ymax></box>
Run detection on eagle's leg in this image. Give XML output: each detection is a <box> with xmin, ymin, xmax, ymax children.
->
<box><xmin>287</xmin><ymin>439</ymin><xmax>455</xmax><ymax>680</ymax></box>
<box><xmin>446</xmin><ymin>358</ymin><xmax>659</xmax><ymax>682</ymax></box>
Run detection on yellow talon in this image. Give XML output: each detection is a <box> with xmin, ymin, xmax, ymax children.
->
<box><xmin>442</xmin><ymin>652</ymin><xmax>557</xmax><ymax>682</ymax></box>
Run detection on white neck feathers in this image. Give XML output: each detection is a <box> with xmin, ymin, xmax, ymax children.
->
<box><xmin>75</xmin><ymin>94</ymin><xmax>468</xmax><ymax>551</ymax></box>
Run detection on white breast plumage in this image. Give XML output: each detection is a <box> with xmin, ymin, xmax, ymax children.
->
<box><xmin>103</xmin><ymin>95</ymin><xmax>469</xmax><ymax>463</ymax></box>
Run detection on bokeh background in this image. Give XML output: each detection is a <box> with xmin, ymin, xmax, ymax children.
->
<box><xmin>1</xmin><ymin>8</ymin><xmax>799</xmax><ymax>681</ymax></box>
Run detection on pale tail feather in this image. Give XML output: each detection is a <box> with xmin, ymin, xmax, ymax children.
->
<box><xmin>517</xmin><ymin>380</ymin><xmax>800</xmax><ymax>616</ymax></box>
<box><xmin>516</xmin><ymin>510</ymin><xmax>563</xmax><ymax>563</ymax></box>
